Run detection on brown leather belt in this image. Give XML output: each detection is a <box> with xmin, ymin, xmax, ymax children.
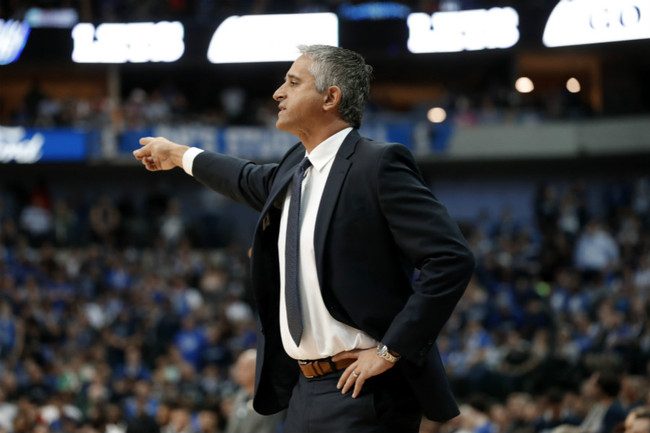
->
<box><xmin>298</xmin><ymin>357</ymin><xmax>354</xmax><ymax>378</ymax></box>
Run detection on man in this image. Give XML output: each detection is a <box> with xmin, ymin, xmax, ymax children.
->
<box><xmin>579</xmin><ymin>370</ymin><xmax>628</xmax><ymax>433</ymax></box>
<box><xmin>224</xmin><ymin>349</ymin><xmax>284</xmax><ymax>433</ymax></box>
<box><xmin>134</xmin><ymin>44</ymin><xmax>474</xmax><ymax>433</ymax></box>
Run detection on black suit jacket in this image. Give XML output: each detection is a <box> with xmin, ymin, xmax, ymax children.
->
<box><xmin>192</xmin><ymin>129</ymin><xmax>474</xmax><ymax>422</ymax></box>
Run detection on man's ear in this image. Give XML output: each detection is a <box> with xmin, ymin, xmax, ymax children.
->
<box><xmin>323</xmin><ymin>86</ymin><xmax>342</xmax><ymax>112</ymax></box>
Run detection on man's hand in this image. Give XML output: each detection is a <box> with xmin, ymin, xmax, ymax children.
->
<box><xmin>133</xmin><ymin>137</ymin><xmax>189</xmax><ymax>171</ymax></box>
<box><xmin>333</xmin><ymin>348</ymin><xmax>396</xmax><ymax>398</ymax></box>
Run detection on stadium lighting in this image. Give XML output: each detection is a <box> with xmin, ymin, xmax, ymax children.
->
<box><xmin>427</xmin><ymin>107</ymin><xmax>447</xmax><ymax>123</ymax></box>
<box><xmin>207</xmin><ymin>13</ymin><xmax>338</xmax><ymax>63</ymax></box>
<box><xmin>25</xmin><ymin>7</ymin><xmax>78</xmax><ymax>28</ymax></box>
<box><xmin>566</xmin><ymin>77</ymin><xmax>581</xmax><ymax>93</ymax></box>
<box><xmin>515</xmin><ymin>77</ymin><xmax>534</xmax><ymax>94</ymax></box>
<box><xmin>338</xmin><ymin>2</ymin><xmax>411</xmax><ymax>20</ymax></box>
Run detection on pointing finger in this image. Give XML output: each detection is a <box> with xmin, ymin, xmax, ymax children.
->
<box><xmin>134</xmin><ymin>137</ymin><xmax>154</xmax><ymax>158</ymax></box>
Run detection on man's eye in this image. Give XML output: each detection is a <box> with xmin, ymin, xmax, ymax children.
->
<box><xmin>290</xmin><ymin>81</ymin><xmax>298</xmax><ymax>86</ymax></box>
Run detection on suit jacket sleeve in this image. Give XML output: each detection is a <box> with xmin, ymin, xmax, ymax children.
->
<box><xmin>376</xmin><ymin>144</ymin><xmax>475</xmax><ymax>364</ymax></box>
<box><xmin>191</xmin><ymin>151</ymin><xmax>280</xmax><ymax>212</ymax></box>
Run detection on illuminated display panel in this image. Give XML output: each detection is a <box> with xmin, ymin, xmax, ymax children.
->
<box><xmin>543</xmin><ymin>0</ymin><xmax>650</xmax><ymax>47</ymax></box>
<box><xmin>71</xmin><ymin>21</ymin><xmax>185</xmax><ymax>63</ymax></box>
<box><xmin>207</xmin><ymin>13</ymin><xmax>338</xmax><ymax>63</ymax></box>
<box><xmin>0</xmin><ymin>19</ymin><xmax>31</xmax><ymax>65</ymax></box>
<box><xmin>407</xmin><ymin>7</ymin><xmax>520</xmax><ymax>54</ymax></box>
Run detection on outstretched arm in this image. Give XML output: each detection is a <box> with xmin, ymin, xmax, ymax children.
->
<box><xmin>134</xmin><ymin>135</ymin><xmax>287</xmax><ymax>212</ymax></box>
<box><xmin>133</xmin><ymin>136</ymin><xmax>189</xmax><ymax>171</ymax></box>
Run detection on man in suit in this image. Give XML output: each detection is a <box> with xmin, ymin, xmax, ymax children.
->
<box><xmin>134</xmin><ymin>44</ymin><xmax>474</xmax><ymax>433</ymax></box>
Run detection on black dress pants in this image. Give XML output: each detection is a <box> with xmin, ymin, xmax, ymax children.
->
<box><xmin>282</xmin><ymin>365</ymin><xmax>421</xmax><ymax>433</ymax></box>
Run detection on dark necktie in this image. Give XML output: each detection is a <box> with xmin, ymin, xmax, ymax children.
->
<box><xmin>285</xmin><ymin>157</ymin><xmax>312</xmax><ymax>346</ymax></box>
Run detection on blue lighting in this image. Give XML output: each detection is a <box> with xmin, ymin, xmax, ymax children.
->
<box><xmin>338</xmin><ymin>2</ymin><xmax>412</xmax><ymax>21</ymax></box>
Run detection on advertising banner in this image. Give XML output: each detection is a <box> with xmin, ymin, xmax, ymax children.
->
<box><xmin>118</xmin><ymin>123</ymin><xmax>415</xmax><ymax>160</ymax></box>
<box><xmin>0</xmin><ymin>126</ymin><xmax>88</xmax><ymax>163</ymax></box>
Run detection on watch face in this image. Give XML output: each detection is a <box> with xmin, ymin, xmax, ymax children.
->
<box><xmin>377</xmin><ymin>344</ymin><xmax>399</xmax><ymax>362</ymax></box>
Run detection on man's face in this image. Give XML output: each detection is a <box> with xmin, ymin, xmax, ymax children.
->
<box><xmin>273</xmin><ymin>55</ymin><xmax>326</xmax><ymax>135</ymax></box>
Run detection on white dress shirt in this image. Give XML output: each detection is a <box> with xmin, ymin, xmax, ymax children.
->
<box><xmin>277</xmin><ymin>127</ymin><xmax>377</xmax><ymax>360</ymax></box>
<box><xmin>182</xmin><ymin>128</ymin><xmax>377</xmax><ymax>360</ymax></box>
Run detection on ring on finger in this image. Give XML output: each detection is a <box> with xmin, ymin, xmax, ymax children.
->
<box><xmin>352</xmin><ymin>371</ymin><xmax>359</xmax><ymax>377</ymax></box>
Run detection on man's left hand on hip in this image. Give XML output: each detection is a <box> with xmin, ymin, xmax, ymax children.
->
<box><xmin>334</xmin><ymin>348</ymin><xmax>396</xmax><ymax>398</ymax></box>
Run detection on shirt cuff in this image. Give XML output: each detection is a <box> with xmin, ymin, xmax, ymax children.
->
<box><xmin>182</xmin><ymin>147</ymin><xmax>204</xmax><ymax>176</ymax></box>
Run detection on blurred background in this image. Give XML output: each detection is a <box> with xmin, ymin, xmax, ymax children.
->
<box><xmin>1</xmin><ymin>1</ymin><xmax>649</xmax><ymax>432</ymax></box>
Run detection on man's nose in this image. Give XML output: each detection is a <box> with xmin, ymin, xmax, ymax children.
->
<box><xmin>273</xmin><ymin>85</ymin><xmax>285</xmax><ymax>101</ymax></box>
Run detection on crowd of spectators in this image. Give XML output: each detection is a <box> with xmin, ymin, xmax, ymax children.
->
<box><xmin>12</xmin><ymin>79</ymin><xmax>593</xmax><ymax>133</ymax></box>
<box><xmin>12</xmin><ymin>81</ymin><xmax>286</xmax><ymax>130</ymax></box>
<box><xmin>0</xmin><ymin>171</ymin><xmax>649</xmax><ymax>433</ymax></box>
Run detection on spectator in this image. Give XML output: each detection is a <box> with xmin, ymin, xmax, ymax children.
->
<box><xmin>532</xmin><ymin>388</ymin><xmax>582</xmax><ymax>433</ymax></box>
<box><xmin>535</xmin><ymin>184</ymin><xmax>559</xmax><ymax>236</ymax></box>
<box><xmin>18</xmin><ymin>195</ymin><xmax>52</xmax><ymax>246</ymax></box>
<box><xmin>51</xmin><ymin>199</ymin><xmax>78</xmax><ymax>247</ymax></box>
<box><xmin>161</xmin><ymin>405</ymin><xmax>194</xmax><ymax>433</ymax></box>
<box><xmin>144</xmin><ymin>90</ymin><xmax>172</xmax><ymax>125</ymax></box>
<box><xmin>126</xmin><ymin>394</ymin><xmax>161</xmax><ymax>433</ymax></box>
<box><xmin>574</xmin><ymin>220</ymin><xmax>620</xmax><ymax>278</ymax></box>
<box><xmin>174</xmin><ymin>316</ymin><xmax>206</xmax><ymax>371</ymax></box>
<box><xmin>224</xmin><ymin>349</ymin><xmax>284</xmax><ymax>433</ymax></box>
<box><xmin>200</xmin><ymin>323</ymin><xmax>233</xmax><ymax>376</ymax></box>
<box><xmin>197</xmin><ymin>408</ymin><xmax>219</xmax><ymax>433</ymax></box>
<box><xmin>22</xmin><ymin>80</ymin><xmax>46</xmax><ymax>126</ymax></box>
<box><xmin>621</xmin><ymin>376</ymin><xmax>650</xmax><ymax>410</ymax></box>
<box><xmin>463</xmin><ymin>395</ymin><xmax>499</xmax><ymax>433</ymax></box>
<box><xmin>114</xmin><ymin>345</ymin><xmax>151</xmax><ymax>382</ymax></box>
<box><xmin>579</xmin><ymin>370</ymin><xmax>628</xmax><ymax>433</ymax></box>
<box><xmin>89</xmin><ymin>195</ymin><xmax>121</xmax><ymax>246</ymax></box>
<box><xmin>159</xmin><ymin>198</ymin><xmax>186</xmax><ymax>247</ymax></box>
<box><xmin>17</xmin><ymin>358</ymin><xmax>53</xmax><ymax>406</ymax></box>
<box><xmin>0</xmin><ymin>389</ymin><xmax>17</xmax><ymax>432</ymax></box>
<box><xmin>0</xmin><ymin>301</ymin><xmax>21</xmax><ymax>361</ymax></box>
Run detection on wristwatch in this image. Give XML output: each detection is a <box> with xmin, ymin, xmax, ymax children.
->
<box><xmin>376</xmin><ymin>343</ymin><xmax>401</xmax><ymax>363</ymax></box>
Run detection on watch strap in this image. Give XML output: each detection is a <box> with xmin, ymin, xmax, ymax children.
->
<box><xmin>376</xmin><ymin>343</ymin><xmax>401</xmax><ymax>363</ymax></box>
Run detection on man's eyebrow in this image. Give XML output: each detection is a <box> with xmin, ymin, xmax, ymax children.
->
<box><xmin>286</xmin><ymin>73</ymin><xmax>301</xmax><ymax>81</ymax></box>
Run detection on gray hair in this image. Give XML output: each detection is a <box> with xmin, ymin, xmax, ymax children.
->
<box><xmin>298</xmin><ymin>44</ymin><xmax>373</xmax><ymax>129</ymax></box>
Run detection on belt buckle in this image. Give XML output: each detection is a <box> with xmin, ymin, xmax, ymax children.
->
<box><xmin>298</xmin><ymin>360</ymin><xmax>317</xmax><ymax>378</ymax></box>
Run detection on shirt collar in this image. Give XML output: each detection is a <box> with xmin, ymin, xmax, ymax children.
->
<box><xmin>305</xmin><ymin>127</ymin><xmax>353</xmax><ymax>172</ymax></box>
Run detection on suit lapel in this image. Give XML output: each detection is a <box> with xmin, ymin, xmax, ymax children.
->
<box><xmin>256</xmin><ymin>147</ymin><xmax>304</xmax><ymax>232</ymax></box>
<box><xmin>313</xmin><ymin>130</ymin><xmax>360</xmax><ymax>285</ymax></box>
<box><xmin>253</xmin><ymin>130</ymin><xmax>360</xmax><ymax>287</ymax></box>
